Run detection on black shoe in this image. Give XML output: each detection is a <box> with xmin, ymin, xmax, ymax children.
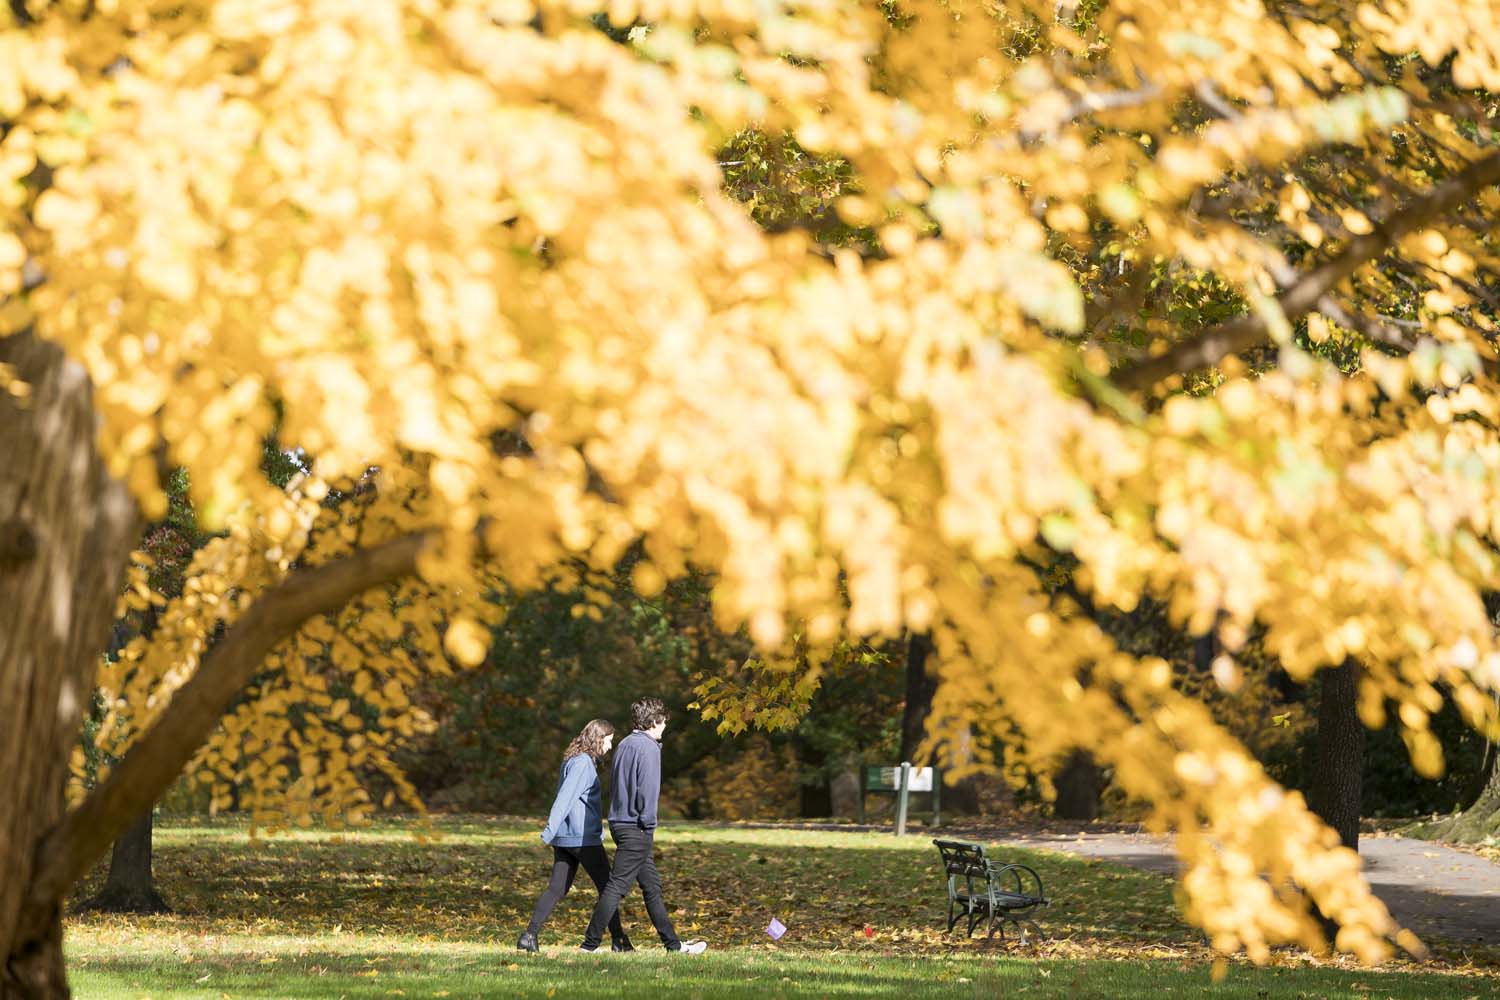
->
<box><xmin>517</xmin><ymin>932</ymin><xmax>538</xmax><ymax>953</ymax></box>
<box><xmin>611</xmin><ymin>938</ymin><xmax>635</xmax><ymax>953</ymax></box>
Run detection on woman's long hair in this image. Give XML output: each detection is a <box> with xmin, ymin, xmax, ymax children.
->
<box><xmin>563</xmin><ymin>719</ymin><xmax>616</xmax><ymax>766</ymax></box>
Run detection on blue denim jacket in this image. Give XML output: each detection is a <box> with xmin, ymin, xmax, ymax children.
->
<box><xmin>541</xmin><ymin>754</ymin><xmax>603</xmax><ymax>847</ymax></box>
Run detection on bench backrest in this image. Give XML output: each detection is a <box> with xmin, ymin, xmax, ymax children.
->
<box><xmin>933</xmin><ymin>838</ymin><xmax>989</xmax><ymax>879</ymax></box>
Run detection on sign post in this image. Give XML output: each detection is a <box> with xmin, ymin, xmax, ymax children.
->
<box><xmin>863</xmin><ymin>764</ymin><xmax>940</xmax><ymax>832</ymax></box>
<box><xmin>895</xmin><ymin>761</ymin><xmax>912</xmax><ymax>837</ymax></box>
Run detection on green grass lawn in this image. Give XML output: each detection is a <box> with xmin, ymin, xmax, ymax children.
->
<box><xmin>63</xmin><ymin>817</ymin><xmax>1499</xmax><ymax>999</ymax></box>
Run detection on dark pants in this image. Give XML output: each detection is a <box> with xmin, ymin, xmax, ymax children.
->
<box><xmin>525</xmin><ymin>844</ymin><xmax>628</xmax><ymax>943</ymax></box>
<box><xmin>582</xmin><ymin>823</ymin><xmax>680</xmax><ymax>950</ymax></box>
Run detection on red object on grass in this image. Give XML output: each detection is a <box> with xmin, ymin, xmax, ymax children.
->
<box><xmin>863</xmin><ymin>926</ymin><xmax>874</xmax><ymax>938</ymax></box>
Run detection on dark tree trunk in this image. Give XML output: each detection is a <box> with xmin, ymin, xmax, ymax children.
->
<box><xmin>795</xmin><ymin>739</ymin><xmax>831</xmax><ymax>818</ymax></box>
<box><xmin>899</xmin><ymin>632</ymin><xmax>936</xmax><ymax>764</ymax></box>
<box><xmin>78</xmin><ymin>608</ymin><xmax>170</xmax><ymax>915</ymax></box>
<box><xmin>897</xmin><ymin>633</ymin><xmax>981</xmax><ymax>814</ymax></box>
<box><xmin>1052</xmin><ymin>751</ymin><xmax>1104</xmax><ymax>821</ymax></box>
<box><xmin>798</xmin><ymin>784</ymin><xmax>832</xmax><ymax>818</ymax></box>
<box><xmin>76</xmin><ymin>810</ymin><xmax>169</xmax><ymax>915</ymax></box>
<box><xmin>1306</xmin><ymin>659</ymin><xmax>1365</xmax><ymax>851</ymax></box>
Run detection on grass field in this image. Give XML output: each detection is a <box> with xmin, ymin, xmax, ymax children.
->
<box><xmin>63</xmin><ymin>817</ymin><xmax>1500</xmax><ymax>998</ymax></box>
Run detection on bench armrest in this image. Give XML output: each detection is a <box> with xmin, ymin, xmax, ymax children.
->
<box><xmin>985</xmin><ymin>862</ymin><xmax>1047</xmax><ymax>903</ymax></box>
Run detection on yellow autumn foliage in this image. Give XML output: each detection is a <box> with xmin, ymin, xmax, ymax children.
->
<box><xmin>11</xmin><ymin>0</ymin><xmax>1500</xmax><ymax>965</ymax></box>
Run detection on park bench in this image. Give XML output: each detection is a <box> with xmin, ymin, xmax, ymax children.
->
<box><xmin>933</xmin><ymin>839</ymin><xmax>1048</xmax><ymax>941</ymax></box>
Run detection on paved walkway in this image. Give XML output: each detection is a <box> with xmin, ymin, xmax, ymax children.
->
<box><xmin>1004</xmin><ymin>831</ymin><xmax>1500</xmax><ymax>944</ymax></box>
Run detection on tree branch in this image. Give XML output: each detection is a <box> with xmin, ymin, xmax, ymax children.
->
<box><xmin>1019</xmin><ymin>82</ymin><xmax>1162</xmax><ymax>142</ymax></box>
<box><xmin>19</xmin><ymin>530</ymin><xmax>438</xmax><ymax>935</ymax></box>
<box><xmin>1193</xmin><ymin>79</ymin><xmax>1240</xmax><ymax>121</ymax></box>
<box><xmin>1111</xmin><ymin>148</ymin><xmax>1500</xmax><ymax>392</ymax></box>
<box><xmin>1314</xmin><ymin>296</ymin><xmax>1418</xmax><ymax>353</ymax></box>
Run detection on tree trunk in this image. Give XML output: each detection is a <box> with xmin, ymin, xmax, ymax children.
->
<box><xmin>795</xmin><ymin>738</ymin><xmax>831</xmax><ymax>818</ymax></box>
<box><xmin>76</xmin><ymin>811</ymin><xmax>168</xmax><ymax>915</ymax></box>
<box><xmin>898</xmin><ymin>633</ymin><xmax>981</xmax><ymax>814</ymax></box>
<box><xmin>829</xmin><ymin>758</ymin><xmax>862</xmax><ymax>820</ymax></box>
<box><xmin>1</xmin><ymin>329</ymin><xmax>139</xmax><ymax>999</ymax></box>
<box><xmin>79</xmin><ymin>609</ymin><xmax>170</xmax><ymax>916</ymax></box>
<box><xmin>1412</xmin><ymin>744</ymin><xmax>1500</xmax><ymax>843</ymax></box>
<box><xmin>1052</xmin><ymin>750</ymin><xmax>1104</xmax><ymax>820</ymax></box>
<box><xmin>899</xmin><ymin>632</ymin><xmax>936</xmax><ymax>764</ymax></box>
<box><xmin>1</xmin><ymin>333</ymin><xmax>449</xmax><ymax>996</ymax></box>
<box><xmin>1307</xmin><ymin>659</ymin><xmax>1365</xmax><ymax>851</ymax></box>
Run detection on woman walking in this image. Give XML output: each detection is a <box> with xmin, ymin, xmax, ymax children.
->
<box><xmin>518</xmin><ymin>719</ymin><xmax>633</xmax><ymax>953</ymax></box>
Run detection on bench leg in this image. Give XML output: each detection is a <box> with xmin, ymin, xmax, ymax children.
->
<box><xmin>954</xmin><ymin>901</ymin><xmax>971</xmax><ymax>936</ymax></box>
<box><xmin>994</xmin><ymin>913</ymin><xmax>1044</xmax><ymax>946</ymax></box>
<box><xmin>966</xmin><ymin>905</ymin><xmax>986</xmax><ymax>939</ymax></box>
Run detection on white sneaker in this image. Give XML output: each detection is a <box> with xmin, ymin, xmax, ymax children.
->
<box><xmin>675</xmin><ymin>940</ymin><xmax>707</xmax><ymax>955</ymax></box>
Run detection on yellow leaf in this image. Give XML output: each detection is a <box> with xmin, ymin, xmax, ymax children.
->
<box><xmin>443</xmin><ymin>617</ymin><xmax>489</xmax><ymax>667</ymax></box>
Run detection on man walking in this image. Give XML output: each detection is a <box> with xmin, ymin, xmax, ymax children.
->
<box><xmin>580</xmin><ymin>697</ymin><xmax>708</xmax><ymax>954</ymax></box>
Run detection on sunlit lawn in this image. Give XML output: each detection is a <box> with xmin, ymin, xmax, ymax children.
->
<box><xmin>64</xmin><ymin>817</ymin><xmax>1500</xmax><ymax>998</ymax></box>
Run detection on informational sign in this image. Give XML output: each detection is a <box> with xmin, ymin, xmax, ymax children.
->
<box><xmin>861</xmin><ymin>762</ymin><xmax>941</xmax><ymax>833</ymax></box>
<box><xmin>867</xmin><ymin>765</ymin><xmax>934</xmax><ymax>792</ymax></box>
